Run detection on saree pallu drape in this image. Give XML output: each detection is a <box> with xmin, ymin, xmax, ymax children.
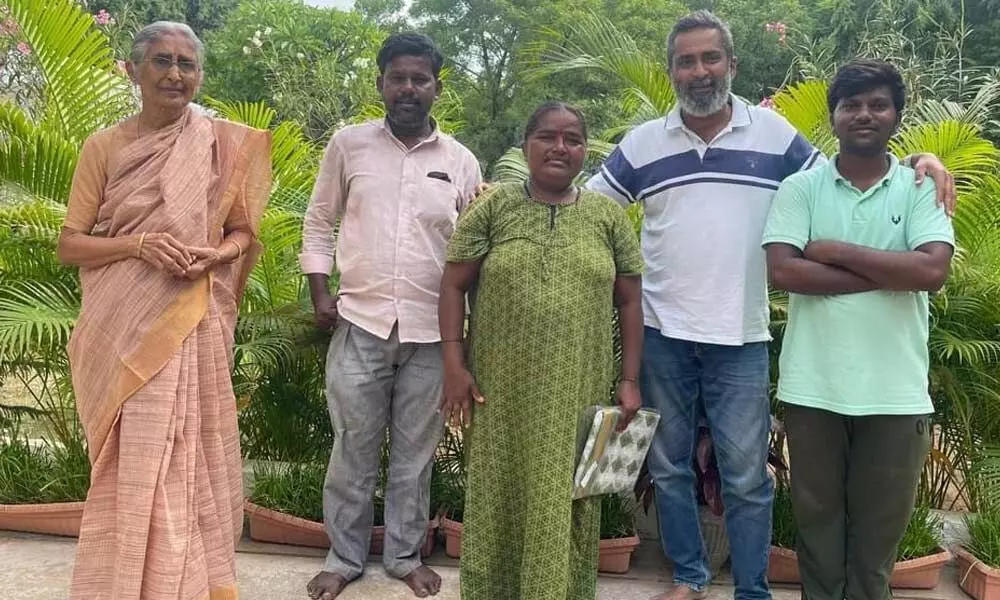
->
<box><xmin>67</xmin><ymin>108</ymin><xmax>270</xmax><ymax>600</ymax></box>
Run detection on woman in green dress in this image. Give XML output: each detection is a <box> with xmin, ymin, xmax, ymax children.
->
<box><xmin>438</xmin><ymin>102</ymin><xmax>645</xmax><ymax>600</ymax></box>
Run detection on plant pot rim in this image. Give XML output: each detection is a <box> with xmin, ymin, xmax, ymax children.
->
<box><xmin>955</xmin><ymin>546</ymin><xmax>1000</xmax><ymax>575</ymax></box>
<box><xmin>894</xmin><ymin>547</ymin><xmax>952</xmax><ymax>567</ymax></box>
<box><xmin>245</xmin><ymin>500</ymin><xmax>439</xmax><ymax>530</ymax></box>
<box><xmin>599</xmin><ymin>534</ymin><xmax>641</xmax><ymax>549</ymax></box>
<box><xmin>0</xmin><ymin>501</ymin><xmax>87</xmax><ymax>511</ymax></box>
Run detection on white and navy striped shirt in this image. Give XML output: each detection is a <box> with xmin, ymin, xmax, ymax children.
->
<box><xmin>587</xmin><ymin>95</ymin><xmax>824</xmax><ymax>345</ymax></box>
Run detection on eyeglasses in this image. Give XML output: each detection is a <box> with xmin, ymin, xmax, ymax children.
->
<box><xmin>145</xmin><ymin>56</ymin><xmax>200</xmax><ymax>74</ymax></box>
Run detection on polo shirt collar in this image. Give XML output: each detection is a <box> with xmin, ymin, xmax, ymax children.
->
<box><xmin>665</xmin><ymin>94</ymin><xmax>752</xmax><ymax>130</ymax></box>
<box><xmin>830</xmin><ymin>153</ymin><xmax>899</xmax><ymax>188</ymax></box>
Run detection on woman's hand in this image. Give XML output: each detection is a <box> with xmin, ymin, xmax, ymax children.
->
<box><xmin>182</xmin><ymin>246</ymin><xmax>224</xmax><ymax>280</ymax></box>
<box><xmin>440</xmin><ymin>362</ymin><xmax>484</xmax><ymax>428</ymax></box>
<box><xmin>140</xmin><ymin>233</ymin><xmax>193</xmax><ymax>277</ymax></box>
<box><xmin>615</xmin><ymin>380</ymin><xmax>641</xmax><ymax>432</ymax></box>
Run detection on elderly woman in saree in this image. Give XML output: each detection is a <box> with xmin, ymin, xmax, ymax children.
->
<box><xmin>55</xmin><ymin>21</ymin><xmax>270</xmax><ymax>600</ymax></box>
<box><xmin>438</xmin><ymin>102</ymin><xmax>645</xmax><ymax>600</ymax></box>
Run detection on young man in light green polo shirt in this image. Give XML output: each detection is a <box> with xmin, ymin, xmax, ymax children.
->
<box><xmin>762</xmin><ymin>59</ymin><xmax>954</xmax><ymax>600</ymax></box>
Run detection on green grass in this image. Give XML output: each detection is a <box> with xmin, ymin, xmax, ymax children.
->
<box><xmin>0</xmin><ymin>436</ymin><xmax>89</xmax><ymax>503</ymax></box>
<box><xmin>600</xmin><ymin>493</ymin><xmax>637</xmax><ymax>539</ymax></box>
<box><xmin>966</xmin><ymin>508</ymin><xmax>1000</xmax><ymax>568</ymax></box>
<box><xmin>249</xmin><ymin>461</ymin><xmax>326</xmax><ymax>523</ymax></box>
<box><xmin>897</xmin><ymin>505</ymin><xmax>943</xmax><ymax>560</ymax></box>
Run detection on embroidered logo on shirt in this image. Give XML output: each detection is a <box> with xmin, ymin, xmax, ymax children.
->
<box><xmin>891</xmin><ymin>215</ymin><xmax>902</xmax><ymax>225</ymax></box>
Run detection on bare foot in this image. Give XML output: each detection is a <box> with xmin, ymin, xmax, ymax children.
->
<box><xmin>307</xmin><ymin>571</ymin><xmax>349</xmax><ymax>600</ymax></box>
<box><xmin>402</xmin><ymin>565</ymin><xmax>442</xmax><ymax>597</ymax></box>
<box><xmin>650</xmin><ymin>583</ymin><xmax>708</xmax><ymax>600</ymax></box>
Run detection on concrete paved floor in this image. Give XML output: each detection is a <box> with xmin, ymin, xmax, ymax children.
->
<box><xmin>0</xmin><ymin>532</ymin><xmax>800</xmax><ymax>600</ymax></box>
<box><xmin>0</xmin><ymin>531</ymin><xmax>967</xmax><ymax>599</ymax></box>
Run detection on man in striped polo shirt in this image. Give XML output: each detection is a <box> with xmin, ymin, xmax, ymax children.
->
<box><xmin>586</xmin><ymin>11</ymin><xmax>955</xmax><ymax>600</ymax></box>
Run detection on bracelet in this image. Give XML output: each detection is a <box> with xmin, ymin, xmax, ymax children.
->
<box><xmin>225</xmin><ymin>239</ymin><xmax>243</xmax><ymax>262</ymax></box>
<box><xmin>620</xmin><ymin>377</ymin><xmax>638</xmax><ymax>385</ymax></box>
<box><xmin>136</xmin><ymin>232</ymin><xmax>147</xmax><ymax>259</ymax></box>
<box><xmin>442</xmin><ymin>339</ymin><xmax>464</xmax><ymax>344</ymax></box>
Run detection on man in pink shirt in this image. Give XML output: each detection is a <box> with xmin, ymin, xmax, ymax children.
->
<box><xmin>299</xmin><ymin>33</ymin><xmax>482</xmax><ymax>600</ymax></box>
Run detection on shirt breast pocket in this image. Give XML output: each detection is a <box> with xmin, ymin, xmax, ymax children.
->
<box><xmin>413</xmin><ymin>178</ymin><xmax>462</xmax><ymax>235</ymax></box>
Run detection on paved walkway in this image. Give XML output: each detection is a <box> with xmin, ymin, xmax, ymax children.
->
<box><xmin>0</xmin><ymin>531</ymin><xmax>968</xmax><ymax>599</ymax></box>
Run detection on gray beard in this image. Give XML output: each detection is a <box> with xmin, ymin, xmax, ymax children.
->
<box><xmin>674</xmin><ymin>72</ymin><xmax>733</xmax><ymax>117</ymax></box>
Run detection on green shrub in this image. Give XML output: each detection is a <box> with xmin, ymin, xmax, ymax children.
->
<box><xmin>897</xmin><ymin>505</ymin><xmax>942</xmax><ymax>560</ymax></box>
<box><xmin>600</xmin><ymin>493</ymin><xmax>637</xmax><ymax>539</ymax></box>
<box><xmin>966</xmin><ymin>508</ymin><xmax>1000</xmax><ymax>568</ymax></box>
<box><xmin>0</xmin><ymin>436</ymin><xmax>89</xmax><ymax>503</ymax></box>
<box><xmin>772</xmin><ymin>481</ymin><xmax>797</xmax><ymax>549</ymax></box>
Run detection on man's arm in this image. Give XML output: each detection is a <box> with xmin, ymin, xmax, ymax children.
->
<box><xmin>300</xmin><ymin>135</ymin><xmax>347</xmax><ymax>328</ymax></box>
<box><xmin>765</xmin><ymin>243</ymin><xmax>880</xmax><ymax>295</ymax></box>
<box><xmin>803</xmin><ymin>241</ymin><xmax>953</xmax><ymax>292</ymax></box>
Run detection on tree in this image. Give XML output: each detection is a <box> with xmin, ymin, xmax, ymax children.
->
<box><xmin>88</xmin><ymin>0</ymin><xmax>239</xmax><ymax>35</ymax></box>
<box><xmin>202</xmin><ymin>0</ymin><xmax>385</xmax><ymax>140</ymax></box>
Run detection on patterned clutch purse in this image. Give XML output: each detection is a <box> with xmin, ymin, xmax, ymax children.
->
<box><xmin>572</xmin><ymin>406</ymin><xmax>660</xmax><ymax>500</ymax></box>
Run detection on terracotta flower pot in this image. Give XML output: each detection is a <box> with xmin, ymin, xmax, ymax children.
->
<box><xmin>441</xmin><ymin>517</ymin><xmax>463</xmax><ymax>558</ymax></box>
<box><xmin>768</xmin><ymin>544</ymin><xmax>952</xmax><ymax>589</ymax></box>
<box><xmin>889</xmin><ymin>548</ymin><xmax>952</xmax><ymax>589</ymax></box>
<box><xmin>598</xmin><ymin>535</ymin><xmax>641</xmax><ymax>574</ymax></box>
<box><xmin>956</xmin><ymin>546</ymin><xmax>1000</xmax><ymax>600</ymax></box>
<box><xmin>245</xmin><ymin>501</ymin><xmax>329</xmax><ymax>548</ymax></box>
<box><xmin>768</xmin><ymin>545</ymin><xmax>801</xmax><ymax>583</ymax></box>
<box><xmin>244</xmin><ymin>501</ymin><xmax>438</xmax><ymax>556</ymax></box>
<box><xmin>0</xmin><ymin>501</ymin><xmax>85</xmax><ymax>537</ymax></box>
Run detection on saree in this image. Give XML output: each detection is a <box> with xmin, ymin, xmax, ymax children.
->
<box><xmin>66</xmin><ymin>108</ymin><xmax>271</xmax><ymax>600</ymax></box>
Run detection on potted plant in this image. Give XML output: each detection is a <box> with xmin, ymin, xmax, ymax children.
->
<box><xmin>433</xmin><ymin>427</ymin><xmax>466</xmax><ymax>558</ymax></box>
<box><xmin>0</xmin><ymin>409</ymin><xmax>90</xmax><ymax>538</ymax></box>
<box><xmin>956</xmin><ymin>508</ymin><xmax>1000</xmax><ymax>600</ymax></box>
<box><xmin>598</xmin><ymin>492</ymin><xmax>641</xmax><ymax>573</ymax></box>
<box><xmin>246</xmin><ymin>441</ymin><xmax>437</xmax><ymax>555</ymax></box>
<box><xmin>768</xmin><ymin>479</ymin><xmax>800</xmax><ymax>583</ymax></box>
<box><xmin>889</xmin><ymin>505</ymin><xmax>952</xmax><ymax>589</ymax></box>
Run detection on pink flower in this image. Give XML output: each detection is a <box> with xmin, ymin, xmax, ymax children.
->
<box><xmin>759</xmin><ymin>97</ymin><xmax>775</xmax><ymax>110</ymax></box>
<box><xmin>94</xmin><ymin>9</ymin><xmax>115</xmax><ymax>25</ymax></box>
<box><xmin>16</xmin><ymin>41</ymin><xmax>30</xmax><ymax>55</ymax></box>
<box><xmin>765</xmin><ymin>22</ymin><xmax>788</xmax><ymax>44</ymax></box>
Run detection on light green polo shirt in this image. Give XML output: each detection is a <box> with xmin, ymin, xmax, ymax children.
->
<box><xmin>762</xmin><ymin>155</ymin><xmax>954</xmax><ymax>416</ymax></box>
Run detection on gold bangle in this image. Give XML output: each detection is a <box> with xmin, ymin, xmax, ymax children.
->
<box><xmin>225</xmin><ymin>239</ymin><xmax>243</xmax><ymax>262</ymax></box>
<box><xmin>136</xmin><ymin>232</ymin><xmax>147</xmax><ymax>258</ymax></box>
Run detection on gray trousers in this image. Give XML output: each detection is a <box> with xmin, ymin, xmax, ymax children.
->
<box><xmin>322</xmin><ymin>321</ymin><xmax>444</xmax><ymax>580</ymax></box>
<box><xmin>784</xmin><ymin>404</ymin><xmax>932</xmax><ymax>600</ymax></box>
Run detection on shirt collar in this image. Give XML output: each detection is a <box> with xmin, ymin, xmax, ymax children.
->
<box><xmin>381</xmin><ymin>116</ymin><xmax>441</xmax><ymax>145</ymax></box>
<box><xmin>830</xmin><ymin>153</ymin><xmax>899</xmax><ymax>187</ymax></box>
<box><xmin>665</xmin><ymin>94</ymin><xmax>752</xmax><ymax>130</ymax></box>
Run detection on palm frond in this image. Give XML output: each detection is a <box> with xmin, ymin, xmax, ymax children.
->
<box><xmin>0</xmin><ymin>280</ymin><xmax>79</xmax><ymax>361</ymax></box>
<box><xmin>0</xmin><ymin>109</ymin><xmax>79</xmax><ymax>204</ymax></box>
<box><xmin>201</xmin><ymin>98</ymin><xmax>278</xmax><ymax>130</ymax></box>
<box><xmin>9</xmin><ymin>0</ymin><xmax>133</xmax><ymax>143</ymax></box>
<box><xmin>524</xmin><ymin>13</ymin><xmax>675</xmax><ymax>121</ymax></box>
<box><xmin>890</xmin><ymin>120</ymin><xmax>998</xmax><ymax>196</ymax></box>
<box><xmin>773</xmin><ymin>80</ymin><xmax>837</xmax><ymax>156</ymax></box>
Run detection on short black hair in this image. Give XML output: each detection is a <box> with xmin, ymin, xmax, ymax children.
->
<box><xmin>522</xmin><ymin>101</ymin><xmax>588</xmax><ymax>143</ymax></box>
<box><xmin>376</xmin><ymin>33</ymin><xmax>444</xmax><ymax>78</ymax></box>
<box><xmin>827</xmin><ymin>59</ymin><xmax>906</xmax><ymax>117</ymax></box>
<box><xmin>667</xmin><ymin>10</ymin><xmax>734</xmax><ymax>68</ymax></box>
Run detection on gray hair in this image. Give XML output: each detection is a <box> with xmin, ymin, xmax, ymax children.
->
<box><xmin>666</xmin><ymin>10</ymin><xmax>735</xmax><ymax>69</ymax></box>
<box><xmin>130</xmin><ymin>21</ymin><xmax>204</xmax><ymax>66</ymax></box>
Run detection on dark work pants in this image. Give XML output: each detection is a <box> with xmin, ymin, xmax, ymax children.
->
<box><xmin>783</xmin><ymin>403</ymin><xmax>931</xmax><ymax>600</ymax></box>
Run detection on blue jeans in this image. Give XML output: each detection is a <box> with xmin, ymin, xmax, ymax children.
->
<box><xmin>641</xmin><ymin>329</ymin><xmax>773</xmax><ymax>599</ymax></box>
